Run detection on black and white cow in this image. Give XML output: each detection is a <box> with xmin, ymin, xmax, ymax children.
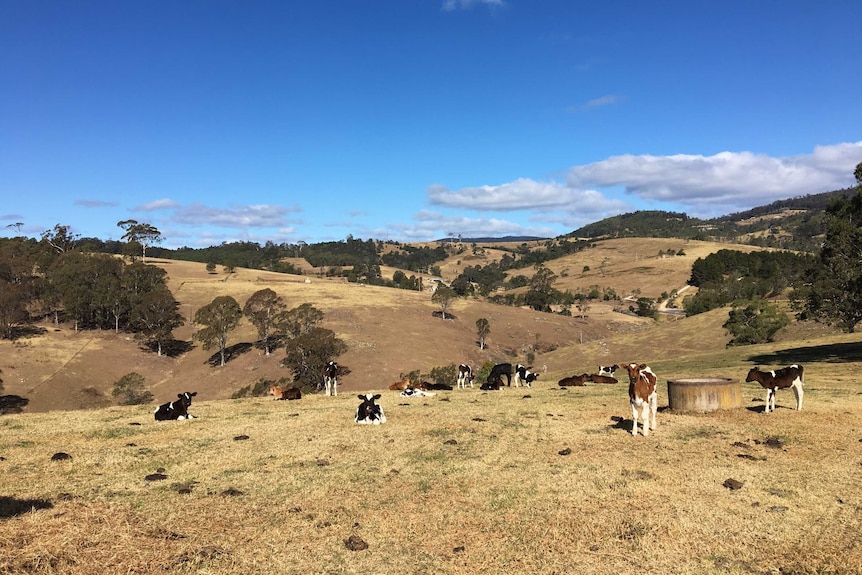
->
<box><xmin>324</xmin><ymin>361</ymin><xmax>339</xmax><ymax>396</ymax></box>
<box><xmin>745</xmin><ymin>365</ymin><xmax>804</xmax><ymax>413</ymax></box>
<box><xmin>355</xmin><ymin>393</ymin><xmax>387</xmax><ymax>424</ymax></box>
<box><xmin>456</xmin><ymin>364</ymin><xmax>474</xmax><ymax>389</ymax></box>
<box><xmin>154</xmin><ymin>392</ymin><xmax>197</xmax><ymax>421</ymax></box>
<box><xmin>597</xmin><ymin>364</ymin><xmax>619</xmax><ymax>377</ymax></box>
<box><xmin>514</xmin><ymin>364</ymin><xmax>538</xmax><ymax>387</ymax></box>
<box><xmin>488</xmin><ymin>363</ymin><xmax>513</xmax><ymax>387</ymax></box>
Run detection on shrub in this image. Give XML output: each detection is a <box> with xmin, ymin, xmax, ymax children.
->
<box><xmin>111</xmin><ymin>372</ymin><xmax>154</xmax><ymax>405</ymax></box>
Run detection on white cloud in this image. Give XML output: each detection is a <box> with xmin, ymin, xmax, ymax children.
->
<box><xmin>134</xmin><ymin>198</ymin><xmax>181</xmax><ymax>211</ymax></box>
<box><xmin>74</xmin><ymin>199</ymin><xmax>119</xmax><ymax>208</ymax></box>
<box><xmin>429</xmin><ymin>178</ymin><xmax>583</xmax><ymax>210</ymax></box>
<box><xmin>170</xmin><ymin>203</ymin><xmax>301</xmax><ymax>229</ymax></box>
<box><xmin>442</xmin><ymin>0</ymin><xmax>504</xmax><ymax>12</ymax></box>
<box><xmin>566</xmin><ymin>142</ymin><xmax>862</xmax><ymax>215</ymax></box>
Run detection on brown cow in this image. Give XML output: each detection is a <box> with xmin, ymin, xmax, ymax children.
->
<box><xmin>388</xmin><ymin>377</ymin><xmax>412</xmax><ymax>391</ymax></box>
<box><xmin>269</xmin><ymin>386</ymin><xmax>302</xmax><ymax>400</ymax></box>
<box><xmin>587</xmin><ymin>374</ymin><xmax>618</xmax><ymax>384</ymax></box>
<box><xmin>621</xmin><ymin>363</ymin><xmax>658</xmax><ymax>437</ymax></box>
<box><xmin>558</xmin><ymin>374</ymin><xmax>589</xmax><ymax>387</ymax></box>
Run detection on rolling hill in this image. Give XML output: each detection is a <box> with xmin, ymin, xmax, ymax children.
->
<box><xmin>1</xmin><ymin>237</ymin><xmax>843</xmax><ymax>414</ymax></box>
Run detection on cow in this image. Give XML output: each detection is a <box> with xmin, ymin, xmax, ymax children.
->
<box><xmin>480</xmin><ymin>376</ymin><xmax>503</xmax><ymax>391</ymax></box>
<box><xmin>457</xmin><ymin>364</ymin><xmax>474</xmax><ymax>389</ymax></box>
<box><xmin>324</xmin><ymin>361</ymin><xmax>339</xmax><ymax>396</ymax></box>
<box><xmin>488</xmin><ymin>363</ymin><xmax>513</xmax><ymax>387</ymax></box>
<box><xmin>514</xmin><ymin>364</ymin><xmax>538</xmax><ymax>387</ymax></box>
<box><xmin>597</xmin><ymin>364</ymin><xmax>619</xmax><ymax>377</ymax></box>
<box><xmin>270</xmin><ymin>385</ymin><xmax>302</xmax><ymax>400</ymax></box>
<box><xmin>745</xmin><ymin>365</ymin><xmax>804</xmax><ymax>413</ymax></box>
<box><xmin>389</xmin><ymin>377</ymin><xmax>412</xmax><ymax>391</ymax></box>
<box><xmin>355</xmin><ymin>393</ymin><xmax>386</xmax><ymax>424</ymax></box>
<box><xmin>154</xmin><ymin>392</ymin><xmax>197</xmax><ymax>421</ymax></box>
<box><xmin>621</xmin><ymin>363</ymin><xmax>658</xmax><ymax>437</ymax></box>
<box><xmin>0</xmin><ymin>395</ymin><xmax>29</xmax><ymax>415</ymax></box>
<box><xmin>587</xmin><ymin>374</ymin><xmax>619</xmax><ymax>384</ymax></box>
<box><xmin>558</xmin><ymin>374</ymin><xmax>589</xmax><ymax>387</ymax></box>
<box><xmin>420</xmin><ymin>381</ymin><xmax>453</xmax><ymax>391</ymax></box>
<box><xmin>400</xmin><ymin>388</ymin><xmax>436</xmax><ymax>398</ymax></box>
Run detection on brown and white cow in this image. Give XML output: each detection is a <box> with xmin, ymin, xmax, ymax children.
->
<box><xmin>745</xmin><ymin>365</ymin><xmax>804</xmax><ymax>413</ymax></box>
<box><xmin>621</xmin><ymin>363</ymin><xmax>658</xmax><ymax>437</ymax></box>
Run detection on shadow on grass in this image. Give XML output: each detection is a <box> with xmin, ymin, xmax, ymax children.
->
<box><xmin>746</xmin><ymin>341</ymin><xmax>862</xmax><ymax>365</ymax></box>
<box><xmin>142</xmin><ymin>339</ymin><xmax>195</xmax><ymax>357</ymax></box>
<box><xmin>0</xmin><ymin>496</ymin><xmax>53</xmax><ymax>519</ymax></box>
<box><xmin>205</xmin><ymin>342</ymin><xmax>253</xmax><ymax>367</ymax></box>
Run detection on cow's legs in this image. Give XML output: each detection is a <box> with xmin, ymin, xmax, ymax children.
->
<box><xmin>631</xmin><ymin>401</ymin><xmax>639</xmax><ymax>436</ymax></box>
<box><xmin>649</xmin><ymin>393</ymin><xmax>657</xmax><ymax>430</ymax></box>
<box><xmin>641</xmin><ymin>402</ymin><xmax>651</xmax><ymax>436</ymax></box>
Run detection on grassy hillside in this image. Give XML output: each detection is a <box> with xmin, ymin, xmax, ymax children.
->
<box><xmin>3</xmin><ymin>235</ymin><xmax>862</xmax><ymax>573</ymax></box>
<box><xmin>0</xmin><ymin>238</ymin><xmax>846</xmax><ymax>414</ymax></box>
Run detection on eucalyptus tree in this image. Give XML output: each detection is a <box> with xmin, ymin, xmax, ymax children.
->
<box><xmin>194</xmin><ymin>295</ymin><xmax>242</xmax><ymax>366</ymax></box>
<box><xmin>795</xmin><ymin>162</ymin><xmax>862</xmax><ymax>332</ymax></box>
<box><xmin>243</xmin><ymin>288</ymin><xmax>287</xmax><ymax>355</ymax></box>
<box><xmin>117</xmin><ymin>220</ymin><xmax>163</xmax><ymax>262</ymax></box>
<box><xmin>131</xmin><ymin>285</ymin><xmax>185</xmax><ymax>356</ymax></box>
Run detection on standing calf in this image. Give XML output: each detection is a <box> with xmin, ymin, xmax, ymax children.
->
<box><xmin>745</xmin><ymin>365</ymin><xmax>804</xmax><ymax>413</ymax></box>
<box><xmin>324</xmin><ymin>361</ymin><xmax>339</xmax><ymax>396</ymax></box>
<box><xmin>457</xmin><ymin>364</ymin><xmax>474</xmax><ymax>389</ymax></box>
<box><xmin>621</xmin><ymin>363</ymin><xmax>657</xmax><ymax>437</ymax></box>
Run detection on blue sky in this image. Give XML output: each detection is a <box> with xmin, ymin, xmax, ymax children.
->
<box><xmin>2</xmin><ymin>0</ymin><xmax>861</xmax><ymax>249</ymax></box>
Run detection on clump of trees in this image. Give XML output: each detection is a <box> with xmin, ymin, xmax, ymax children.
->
<box><xmin>111</xmin><ymin>372</ymin><xmax>154</xmax><ymax>405</ymax></box>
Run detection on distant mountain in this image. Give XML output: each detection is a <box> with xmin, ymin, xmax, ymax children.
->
<box><xmin>569</xmin><ymin>187</ymin><xmax>857</xmax><ymax>253</ymax></box>
<box><xmin>435</xmin><ymin>235</ymin><xmax>547</xmax><ymax>244</ymax></box>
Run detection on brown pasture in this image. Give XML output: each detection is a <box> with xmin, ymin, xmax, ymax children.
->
<box><xmin>1</xmin><ymin>238</ymin><xmax>862</xmax><ymax>573</ymax></box>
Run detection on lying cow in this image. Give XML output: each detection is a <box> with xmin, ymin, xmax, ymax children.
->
<box><xmin>355</xmin><ymin>393</ymin><xmax>387</xmax><ymax>424</ymax></box>
<box><xmin>558</xmin><ymin>374</ymin><xmax>589</xmax><ymax>387</ymax></box>
<box><xmin>269</xmin><ymin>385</ymin><xmax>302</xmax><ymax>400</ymax></box>
<box><xmin>587</xmin><ymin>374</ymin><xmax>618</xmax><ymax>384</ymax></box>
<box><xmin>388</xmin><ymin>377</ymin><xmax>412</xmax><ymax>391</ymax></box>
<box><xmin>154</xmin><ymin>392</ymin><xmax>197</xmax><ymax>421</ymax></box>
<box><xmin>0</xmin><ymin>395</ymin><xmax>29</xmax><ymax>415</ymax></box>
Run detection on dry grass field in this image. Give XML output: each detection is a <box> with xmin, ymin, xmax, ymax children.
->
<box><xmin>1</xmin><ymin>351</ymin><xmax>861</xmax><ymax>574</ymax></box>
<box><xmin>2</xmin><ymin>237</ymin><xmax>861</xmax><ymax>573</ymax></box>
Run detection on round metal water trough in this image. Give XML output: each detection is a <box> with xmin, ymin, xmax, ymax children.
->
<box><xmin>666</xmin><ymin>378</ymin><xmax>741</xmax><ymax>412</ymax></box>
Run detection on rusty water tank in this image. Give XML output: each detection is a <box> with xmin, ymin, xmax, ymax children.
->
<box><xmin>666</xmin><ymin>377</ymin><xmax>741</xmax><ymax>412</ymax></box>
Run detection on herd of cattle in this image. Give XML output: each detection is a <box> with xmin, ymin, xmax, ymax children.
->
<box><xmin>1</xmin><ymin>358</ymin><xmax>805</xmax><ymax>437</ymax></box>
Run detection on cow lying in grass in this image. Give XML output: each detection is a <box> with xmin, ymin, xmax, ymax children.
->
<box><xmin>558</xmin><ymin>374</ymin><xmax>589</xmax><ymax>387</ymax></box>
<box><xmin>0</xmin><ymin>395</ymin><xmax>29</xmax><ymax>415</ymax></box>
<box><xmin>355</xmin><ymin>394</ymin><xmax>386</xmax><ymax>424</ymax></box>
<box><xmin>269</xmin><ymin>385</ymin><xmax>302</xmax><ymax>400</ymax></box>
<box><xmin>154</xmin><ymin>392</ymin><xmax>197</xmax><ymax>421</ymax></box>
<box><xmin>745</xmin><ymin>365</ymin><xmax>804</xmax><ymax>413</ymax></box>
